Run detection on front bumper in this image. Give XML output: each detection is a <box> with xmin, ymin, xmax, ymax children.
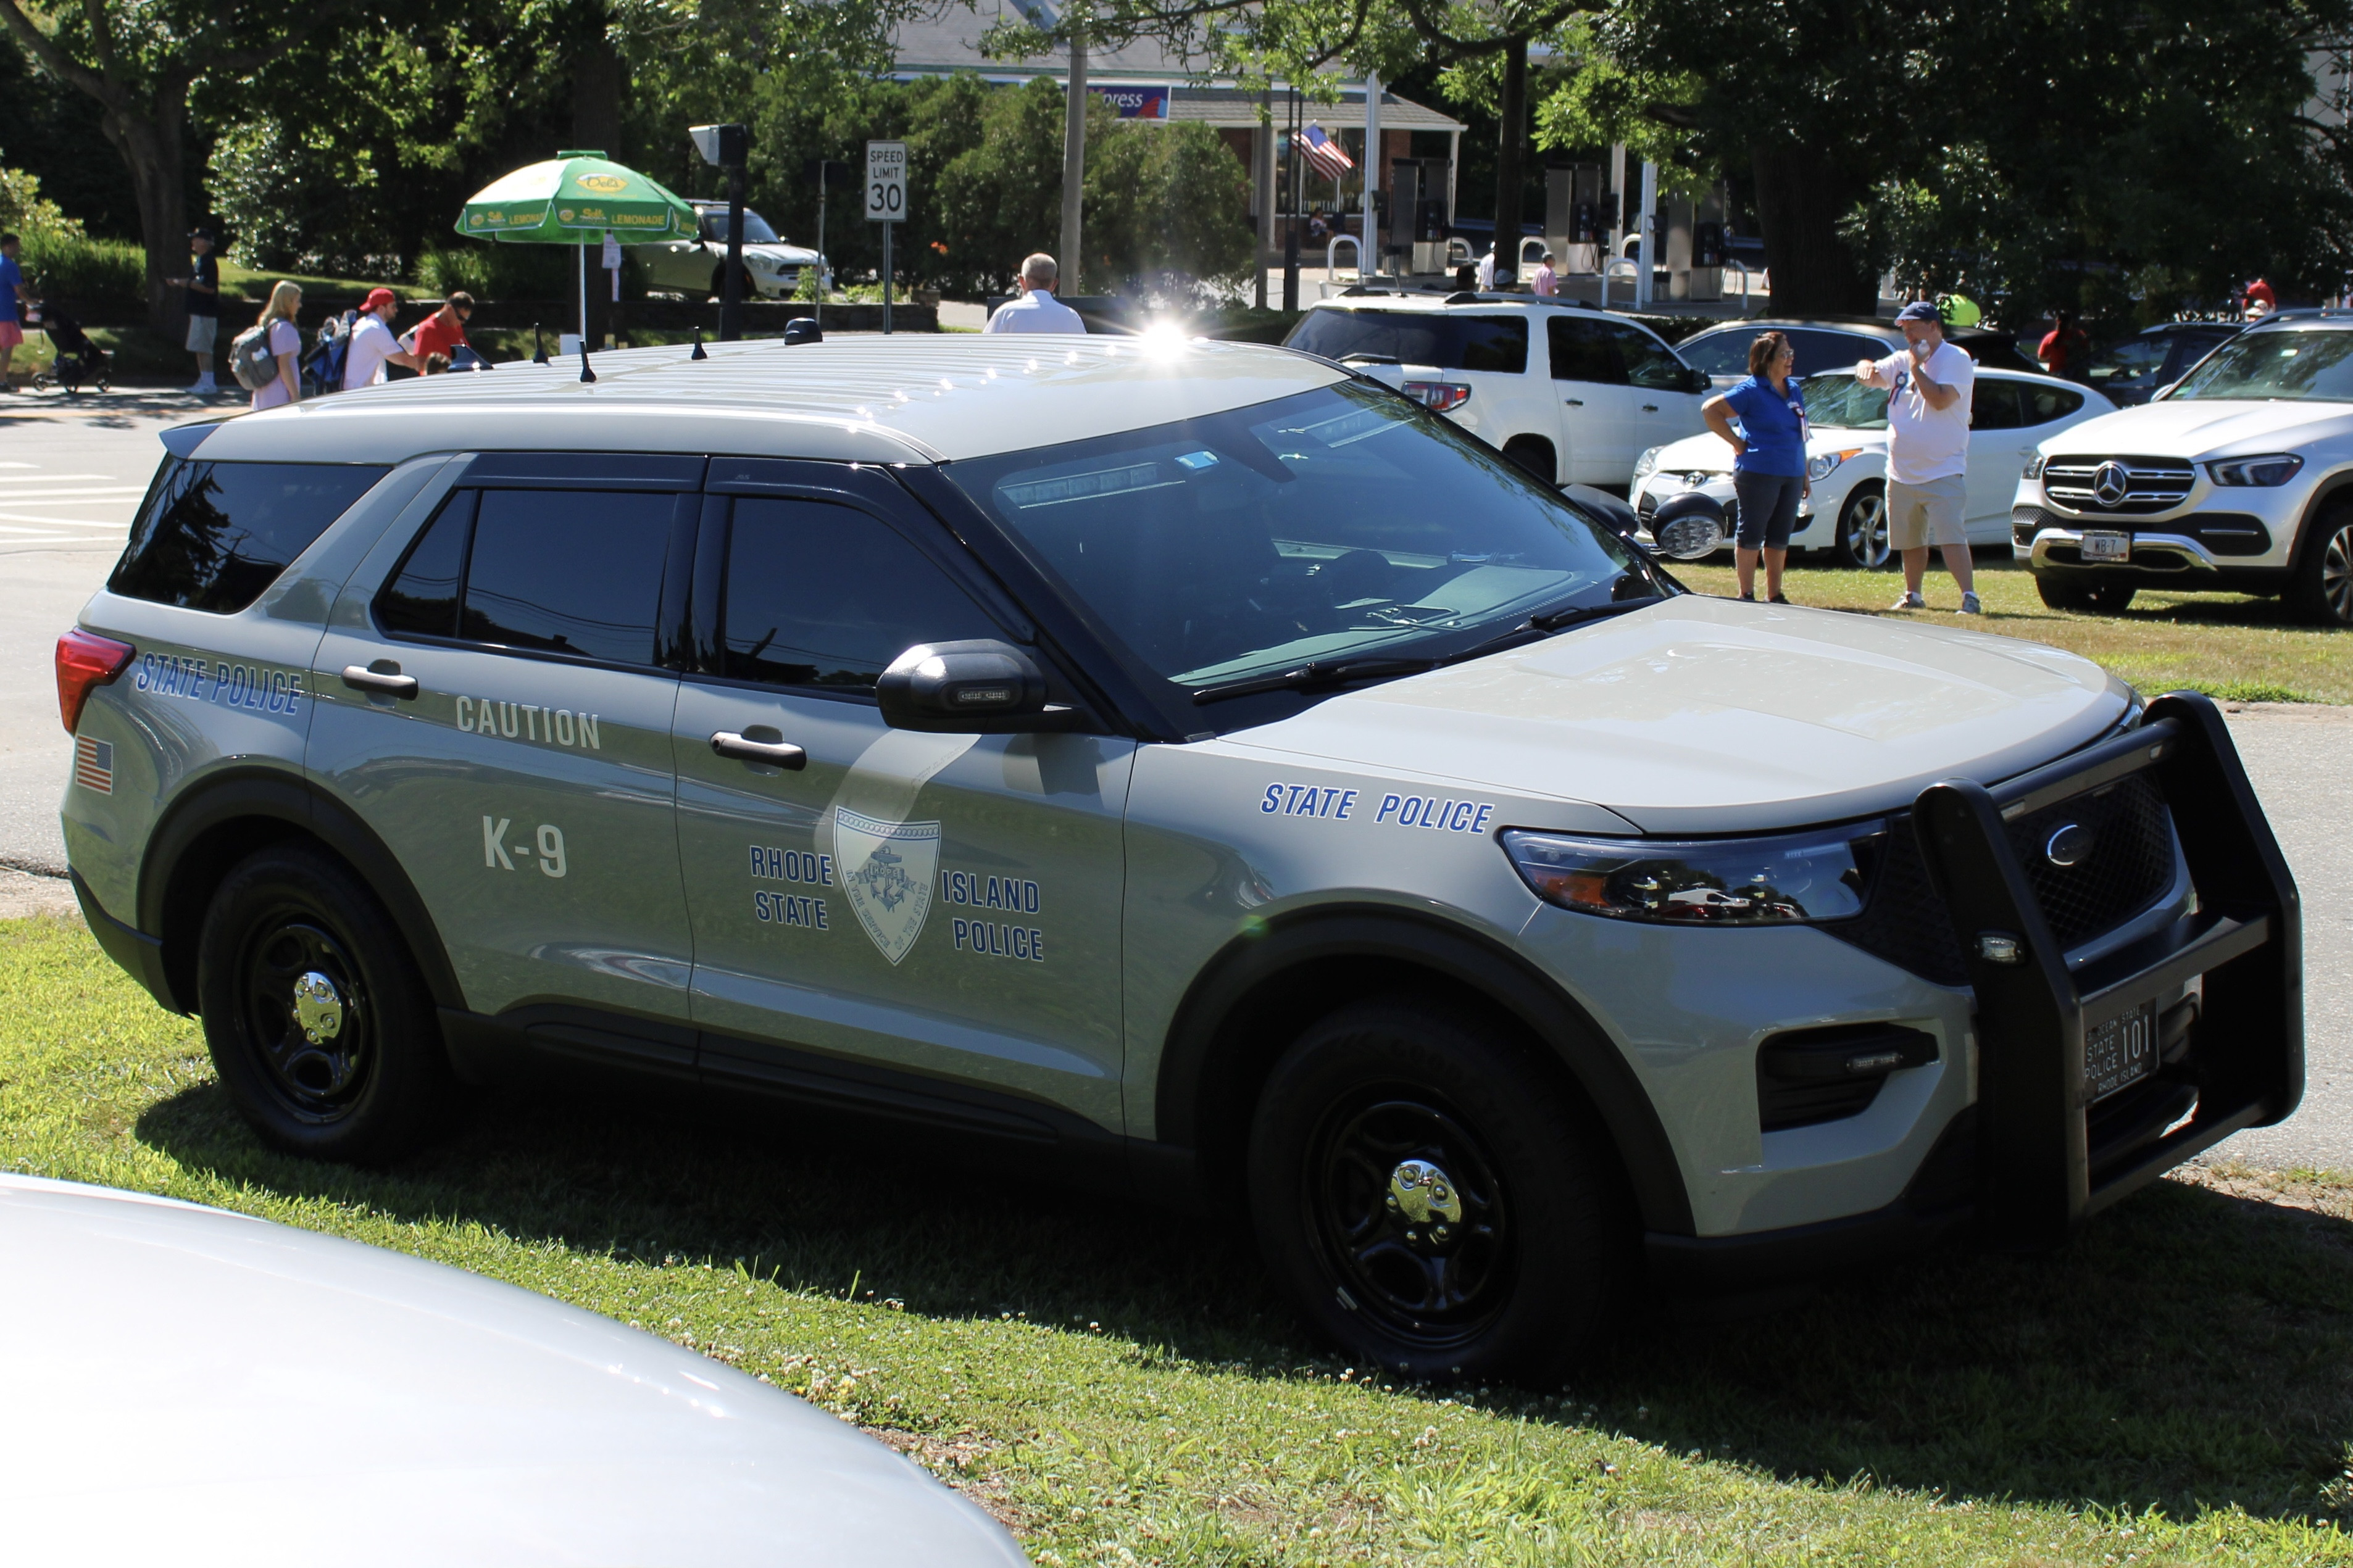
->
<box><xmin>1651</xmin><ymin>692</ymin><xmax>2301</xmax><ymax>1284</ymax></box>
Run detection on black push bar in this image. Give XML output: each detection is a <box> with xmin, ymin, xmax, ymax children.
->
<box><xmin>1912</xmin><ymin>691</ymin><xmax>2302</xmax><ymax>1249</ymax></box>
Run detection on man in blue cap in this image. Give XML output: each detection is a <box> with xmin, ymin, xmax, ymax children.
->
<box><xmin>1857</xmin><ymin>301</ymin><xmax>1979</xmax><ymax>614</ymax></box>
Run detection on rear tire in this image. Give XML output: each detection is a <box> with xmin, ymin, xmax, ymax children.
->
<box><xmin>2288</xmin><ymin>506</ymin><xmax>2353</xmax><ymax>626</ymax></box>
<box><xmin>1247</xmin><ymin>995</ymin><xmax>1632</xmax><ymax>1383</ymax></box>
<box><xmin>1833</xmin><ymin>483</ymin><xmax>1893</xmax><ymax>570</ymax></box>
<box><xmin>196</xmin><ymin>842</ymin><xmax>449</xmax><ymax>1163</ymax></box>
<box><xmin>2036</xmin><ymin>576</ymin><xmax>2137</xmax><ymax>613</ymax></box>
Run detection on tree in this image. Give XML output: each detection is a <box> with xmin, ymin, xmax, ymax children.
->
<box><xmin>0</xmin><ymin>0</ymin><xmax>367</xmax><ymax>328</ymax></box>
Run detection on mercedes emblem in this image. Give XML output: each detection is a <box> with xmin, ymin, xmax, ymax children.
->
<box><xmin>2091</xmin><ymin>461</ymin><xmax>2131</xmax><ymax>508</ymax></box>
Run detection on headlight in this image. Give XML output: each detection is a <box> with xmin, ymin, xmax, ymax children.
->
<box><xmin>1502</xmin><ymin>826</ymin><xmax>1869</xmax><ymax>924</ymax></box>
<box><xmin>2023</xmin><ymin>454</ymin><xmax>2046</xmax><ymax>481</ymax></box>
<box><xmin>1807</xmin><ymin>448</ymin><xmax>1862</xmax><ymax>483</ymax></box>
<box><xmin>747</xmin><ymin>253</ymin><xmax>781</xmax><ymax>272</ymax></box>
<box><xmin>2206</xmin><ymin>453</ymin><xmax>2303</xmax><ymax>486</ymax></box>
<box><xmin>1633</xmin><ymin>446</ymin><xmax>1663</xmax><ymax>483</ymax></box>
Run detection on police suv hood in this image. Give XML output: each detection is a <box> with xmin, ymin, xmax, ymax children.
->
<box><xmin>0</xmin><ymin>1174</ymin><xmax>1027</xmax><ymax>1568</ymax></box>
<box><xmin>1222</xmin><ymin>596</ymin><xmax>2129</xmax><ymax>835</ymax></box>
<box><xmin>2043</xmin><ymin>397</ymin><xmax>2353</xmax><ymax>459</ymax></box>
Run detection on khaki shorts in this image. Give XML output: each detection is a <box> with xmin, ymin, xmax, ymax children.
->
<box><xmin>1886</xmin><ymin>474</ymin><xmax>1968</xmax><ymax>550</ymax></box>
<box><xmin>185</xmin><ymin>315</ymin><xmax>218</xmax><ymax>354</ymax></box>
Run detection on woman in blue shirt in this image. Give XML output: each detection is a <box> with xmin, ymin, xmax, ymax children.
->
<box><xmin>1702</xmin><ymin>330</ymin><xmax>1809</xmax><ymax>603</ymax></box>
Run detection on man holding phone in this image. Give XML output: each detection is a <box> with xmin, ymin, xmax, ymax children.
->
<box><xmin>1857</xmin><ymin>301</ymin><xmax>1980</xmax><ymax>615</ymax></box>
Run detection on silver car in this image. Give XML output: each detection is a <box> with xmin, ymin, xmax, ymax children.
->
<box><xmin>635</xmin><ymin>200</ymin><xmax>824</xmax><ymax>300</ymax></box>
<box><xmin>57</xmin><ymin>337</ymin><xmax>2302</xmax><ymax>1382</ymax></box>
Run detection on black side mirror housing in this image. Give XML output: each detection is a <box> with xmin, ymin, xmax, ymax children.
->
<box><xmin>784</xmin><ymin>317</ymin><xmax>823</xmax><ymax>345</ymax></box>
<box><xmin>876</xmin><ymin>640</ymin><xmax>1085</xmax><ymax>733</ymax></box>
<box><xmin>1686</xmin><ymin>365</ymin><xmax>1712</xmax><ymax>394</ymax></box>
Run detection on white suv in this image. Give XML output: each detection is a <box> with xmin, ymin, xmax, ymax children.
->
<box><xmin>1284</xmin><ymin>291</ymin><xmax>1710</xmax><ymax>487</ymax></box>
<box><xmin>2016</xmin><ymin>314</ymin><xmax>2353</xmax><ymax>623</ymax></box>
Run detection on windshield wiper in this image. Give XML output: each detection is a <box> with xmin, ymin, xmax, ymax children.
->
<box><xmin>1530</xmin><ymin>594</ymin><xmax>1662</xmax><ymax>632</ymax></box>
<box><xmin>1189</xmin><ymin>655</ymin><xmax>1438</xmax><ymax>704</ymax></box>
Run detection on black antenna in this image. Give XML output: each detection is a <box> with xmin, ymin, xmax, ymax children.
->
<box><xmin>578</xmin><ymin>344</ymin><xmax>596</xmax><ymax>384</ymax></box>
<box><xmin>690</xmin><ymin>328</ymin><xmax>708</xmax><ymax>361</ymax></box>
<box><xmin>531</xmin><ymin>322</ymin><xmax>547</xmax><ymax>365</ymax></box>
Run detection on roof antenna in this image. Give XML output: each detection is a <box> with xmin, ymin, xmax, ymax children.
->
<box><xmin>578</xmin><ymin>344</ymin><xmax>596</xmax><ymax>384</ymax></box>
<box><xmin>690</xmin><ymin>328</ymin><xmax>709</xmax><ymax>361</ymax></box>
<box><xmin>531</xmin><ymin>321</ymin><xmax>547</xmax><ymax>365</ymax></box>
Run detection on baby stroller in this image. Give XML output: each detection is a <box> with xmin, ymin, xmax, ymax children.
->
<box><xmin>301</xmin><ymin>309</ymin><xmax>357</xmax><ymax>397</ymax></box>
<box><xmin>28</xmin><ymin>304</ymin><xmax>110</xmax><ymax>394</ymax></box>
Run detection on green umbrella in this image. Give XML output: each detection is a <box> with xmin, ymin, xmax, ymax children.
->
<box><xmin>454</xmin><ymin>150</ymin><xmax>698</xmax><ymax>352</ymax></box>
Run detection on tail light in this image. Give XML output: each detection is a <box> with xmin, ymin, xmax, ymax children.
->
<box><xmin>1402</xmin><ymin>381</ymin><xmax>1472</xmax><ymax>413</ymax></box>
<box><xmin>56</xmin><ymin>628</ymin><xmax>135</xmax><ymax>734</ymax></box>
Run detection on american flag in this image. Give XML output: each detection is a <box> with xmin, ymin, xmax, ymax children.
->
<box><xmin>1300</xmin><ymin>123</ymin><xmax>1354</xmax><ymax>182</ymax></box>
<box><xmin>73</xmin><ymin>735</ymin><xmax>113</xmax><ymax>795</ymax></box>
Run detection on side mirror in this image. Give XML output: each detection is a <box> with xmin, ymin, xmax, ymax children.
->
<box><xmin>877</xmin><ymin>640</ymin><xmax>1083</xmax><ymax>733</ymax></box>
<box><xmin>1685</xmin><ymin>365</ymin><xmax>1712</xmax><ymax>395</ymax></box>
<box><xmin>783</xmin><ymin>317</ymin><xmax>823</xmax><ymax>345</ymax></box>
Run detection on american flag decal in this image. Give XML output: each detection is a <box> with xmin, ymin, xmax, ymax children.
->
<box><xmin>73</xmin><ymin>736</ymin><xmax>113</xmax><ymax>795</ymax></box>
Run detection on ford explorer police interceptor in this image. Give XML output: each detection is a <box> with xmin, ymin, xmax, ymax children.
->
<box><xmin>56</xmin><ymin>336</ymin><xmax>2302</xmax><ymax>1380</ymax></box>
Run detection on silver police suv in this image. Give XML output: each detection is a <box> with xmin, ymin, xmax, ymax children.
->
<box><xmin>57</xmin><ymin>338</ymin><xmax>2302</xmax><ymax>1380</ymax></box>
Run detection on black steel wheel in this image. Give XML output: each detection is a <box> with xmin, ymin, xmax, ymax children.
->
<box><xmin>1249</xmin><ymin>995</ymin><xmax>1633</xmax><ymax>1382</ymax></box>
<box><xmin>197</xmin><ymin>842</ymin><xmax>449</xmax><ymax>1161</ymax></box>
<box><xmin>2290</xmin><ymin>507</ymin><xmax>2353</xmax><ymax>627</ymax></box>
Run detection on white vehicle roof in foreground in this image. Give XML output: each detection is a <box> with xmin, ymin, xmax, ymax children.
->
<box><xmin>190</xmin><ymin>335</ymin><xmax>1349</xmax><ymax>468</ymax></box>
<box><xmin>0</xmin><ymin>1172</ymin><xmax>1027</xmax><ymax>1568</ymax></box>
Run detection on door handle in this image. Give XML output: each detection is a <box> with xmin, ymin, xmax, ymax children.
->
<box><xmin>710</xmin><ymin>731</ymin><xmax>807</xmax><ymax>769</ymax></box>
<box><xmin>1641</xmin><ymin>404</ymin><xmax>1660</xmax><ymax>412</ymax></box>
<box><xmin>1564</xmin><ymin>397</ymin><xmax>1584</xmax><ymax>406</ymax></box>
<box><xmin>341</xmin><ymin>662</ymin><xmax>417</xmax><ymax>699</ymax></box>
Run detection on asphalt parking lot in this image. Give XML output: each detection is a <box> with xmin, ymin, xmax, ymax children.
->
<box><xmin>0</xmin><ymin>399</ymin><xmax>2342</xmax><ymax>1172</ymax></box>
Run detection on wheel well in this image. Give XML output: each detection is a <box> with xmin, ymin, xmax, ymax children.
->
<box><xmin>1501</xmin><ymin>434</ymin><xmax>1557</xmax><ymax>484</ymax></box>
<box><xmin>1154</xmin><ymin>911</ymin><xmax>1696</xmax><ymax>1235</ymax></box>
<box><xmin>2291</xmin><ymin>477</ymin><xmax>2353</xmax><ymax>571</ymax></box>
<box><xmin>154</xmin><ymin>815</ymin><xmax>315</xmax><ymax>1013</ymax></box>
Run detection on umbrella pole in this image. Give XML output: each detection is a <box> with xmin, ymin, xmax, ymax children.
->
<box><xmin>578</xmin><ymin>244</ymin><xmax>589</xmax><ymax>351</ymax></box>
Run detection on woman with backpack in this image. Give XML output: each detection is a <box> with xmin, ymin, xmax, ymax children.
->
<box><xmin>236</xmin><ymin>281</ymin><xmax>304</xmax><ymax>410</ymax></box>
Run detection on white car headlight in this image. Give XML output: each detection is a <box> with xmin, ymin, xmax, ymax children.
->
<box><xmin>1502</xmin><ymin>826</ymin><xmax>1870</xmax><ymax>925</ymax></box>
<box><xmin>746</xmin><ymin>253</ymin><xmax>781</xmax><ymax>273</ymax></box>
<box><xmin>1633</xmin><ymin>446</ymin><xmax>1664</xmax><ymax>483</ymax></box>
<box><xmin>1807</xmin><ymin>448</ymin><xmax>1862</xmax><ymax>483</ymax></box>
<box><xmin>2206</xmin><ymin>453</ymin><xmax>2303</xmax><ymax>487</ymax></box>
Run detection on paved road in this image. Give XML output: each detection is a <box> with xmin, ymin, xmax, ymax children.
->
<box><xmin>0</xmin><ymin>402</ymin><xmax>2343</xmax><ymax>1171</ymax></box>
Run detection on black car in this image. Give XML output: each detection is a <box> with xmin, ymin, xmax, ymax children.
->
<box><xmin>1676</xmin><ymin>317</ymin><xmax>2036</xmax><ymax>391</ymax></box>
<box><xmin>2082</xmin><ymin>321</ymin><xmax>2243</xmax><ymax>407</ymax></box>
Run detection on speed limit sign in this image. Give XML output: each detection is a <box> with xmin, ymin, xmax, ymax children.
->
<box><xmin>865</xmin><ymin>141</ymin><xmax>906</xmax><ymax>222</ymax></box>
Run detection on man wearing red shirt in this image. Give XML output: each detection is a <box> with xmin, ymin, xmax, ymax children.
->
<box><xmin>410</xmin><ymin>292</ymin><xmax>473</xmax><ymax>365</ymax></box>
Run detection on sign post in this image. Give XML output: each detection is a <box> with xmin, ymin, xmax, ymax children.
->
<box><xmin>866</xmin><ymin>139</ymin><xmax>906</xmax><ymax>335</ymax></box>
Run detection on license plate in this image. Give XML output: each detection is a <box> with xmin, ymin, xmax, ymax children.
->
<box><xmin>2080</xmin><ymin>530</ymin><xmax>2131</xmax><ymax>562</ymax></box>
<box><xmin>2084</xmin><ymin>1000</ymin><xmax>2159</xmax><ymax>1103</ymax></box>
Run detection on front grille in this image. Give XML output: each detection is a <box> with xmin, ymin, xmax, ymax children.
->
<box><xmin>1822</xmin><ymin>774</ymin><xmax>2178</xmax><ymax>985</ymax></box>
<box><xmin>2043</xmin><ymin>456</ymin><xmax>2196</xmax><ymax>516</ymax></box>
<box><xmin>2014</xmin><ymin>505</ymin><xmax>2269</xmax><ymax>557</ymax></box>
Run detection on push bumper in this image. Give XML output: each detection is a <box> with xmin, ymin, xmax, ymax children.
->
<box><xmin>1651</xmin><ymin>692</ymin><xmax>2300</xmax><ymax>1285</ymax></box>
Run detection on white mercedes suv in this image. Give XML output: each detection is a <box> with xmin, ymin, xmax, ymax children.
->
<box><xmin>2015</xmin><ymin>313</ymin><xmax>2353</xmax><ymax>624</ymax></box>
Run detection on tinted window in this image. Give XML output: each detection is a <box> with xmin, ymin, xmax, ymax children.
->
<box><xmin>722</xmin><ymin>499</ymin><xmax>998</xmax><ymax>691</ymax></box>
<box><xmin>2089</xmin><ymin>336</ymin><xmax>2166</xmax><ymax>386</ymax></box>
<box><xmin>1548</xmin><ymin>317</ymin><xmax>1624</xmax><ymax>383</ymax></box>
<box><xmin>1602</xmin><ymin>321</ymin><xmax>1690</xmax><ymax>391</ymax></box>
<box><xmin>111</xmin><ymin>459</ymin><xmax>388</xmax><ymax>613</ymax></box>
<box><xmin>2019</xmin><ymin>383</ymin><xmax>2085</xmax><ymax>424</ymax></box>
<box><xmin>377</xmin><ymin>492</ymin><xmax>475</xmax><ymax>639</ymax></box>
<box><xmin>1673</xmin><ymin>328</ymin><xmax>1752</xmax><ymax>378</ymax></box>
<box><xmin>1286</xmin><ymin>309</ymin><xmax>1528</xmax><ymax>373</ymax></box>
<box><xmin>2162</xmin><ymin>330</ymin><xmax>2234</xmax><ymax>382</ymax></box>
<box><xmin>1970</xmin><ymin>380</ymin><xmax>2023</xmax><ymax>430</ymax></box>
<box><xmin>1786</xmin><ymin>330</ymin><xmax>1886</xmax><ymax>377</ymax></box>
<box><xmin>701</xmin><ymin>209</ymin><xmax>781</xmax><ymax>244</ymax></box>
<box><xmin>461</xmin><ymin>490</ymin><xmax>675</xmax><ymax>664</ymax></box>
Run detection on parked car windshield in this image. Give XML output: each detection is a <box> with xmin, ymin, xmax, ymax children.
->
<box><xmin>701</xmin><ymin>209</ymin><xmax>782</xmax><ymax>244</ymax></box>
<box><xmin>945</xmin><ymin>381</ymin><xmax>1662</xmax><ymax>691</ymax></box>
<box><xmin>1798</xmin><ymin>372</ymin><xmax>1891</xmax><ymax>429</ymax></box>
<box><xmin>2170</xmin><ymin>328</ymin><xmax>2353</xmax><ymax>402</ymax></box>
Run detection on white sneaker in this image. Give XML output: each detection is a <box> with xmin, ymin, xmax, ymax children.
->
<box><xmin>1959</xmin><ymin>591</ymin><xmax>1983</xmax><ymax>615</ymax></box>
<box><xmin>1891</xmin><ymin>590</ymin><xmax>1926</xmax><ymax>611</ymax></box>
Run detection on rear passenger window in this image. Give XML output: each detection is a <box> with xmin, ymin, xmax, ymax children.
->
<box><xmin>375</xmin><ymin>488</ymin><xmax>679</xmax><ymax>666</ymax></box>
<box><xmin>111</xmin><ymin>458</ymin><xmax>389</xmax><ymax>613</ymax></box>
<box><xmin>2020</xmin><ymin>384</ymin><xmax>2084</xmax><ymax>424</ymax></box>
<box><xmin>1970</xmin><ymin>381</ymin><xmax>2023</xmax><ymax>430</ymax></box>
<box><xmin>1286</xmin><ymin>310</ymin><xmax>1528</xmax><ymax>374</ymax></box>
<box><xmin>722</xmin><ymin>499</ymin><xmax>998</xmax><ymax>691</ymax></box>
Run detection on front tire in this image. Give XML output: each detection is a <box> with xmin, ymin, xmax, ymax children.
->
<box><xmin>196</xmin><ymin>843</ymin><xmax>449</xmax><ymax>1163</ymax></box>
<box><xmin>2035</xmin><ymin>575</ymin><xmax>2137</xmax><ymax>613</ymax></box>
<box><xmin>1833</xmin><ymin>483</ymin><xmax>1892</xmax><ymax>570</ymax></box>
<box><xmin>2289</xmin><ymin>505</ymin><xmax>2353</xmax><ymax>626</ymax></box>
<box><xmin>1247</xmin><ymin>996</ymin><xmax>1632</xmax><ymax>1383</ymax></box>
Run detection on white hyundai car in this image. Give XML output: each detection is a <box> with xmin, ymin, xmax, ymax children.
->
<box><xmin>2017</xmin><ymin>313</ymin><xmax>2353</xmax><ymax>623</ymax></box>
<box><xmin>1631</xmin><ymin>368</ymin><xmax>2116</xmax><ymax>568</ymax></box>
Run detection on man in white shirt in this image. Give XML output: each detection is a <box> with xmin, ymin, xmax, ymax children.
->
<box><xmin>982</xmin><ymin>254</ymin><xmax>1087</xmax><ymax>334</ymax></box>
<box><xmin>1857</xmin><ymin>301</ymin><xmax>1980</xmax><ymax>614</ymax></box>
<box><xmin>1475</xmin><ymin>244</ymin><xmax>1496</xmax><ymax>291</ymax></box>
<box><xmin>343</xmin><ymin>288</ymin><xmax>419</xmax><ymax>390</ymax></box>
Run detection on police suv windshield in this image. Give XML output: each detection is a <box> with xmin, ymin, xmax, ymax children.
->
<box><xmin>945</xmin><ymin>382</ymin><xmax>1663</xmax><ymax>693</ymax></box>
<box><xmin>2170</xmin><ymin>327</ymin><xmax>2353</xmax><ymax>402</ymax></box>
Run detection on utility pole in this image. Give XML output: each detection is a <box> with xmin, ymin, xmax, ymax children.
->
<box><xmin>1062</xmin><ymin>4</ymin><xmax>1089</xmax><ymax>289</ymax></box>
<box><xmin>1635</xmin><ymin>159</ymin><xmax>1658</xmax><ymax>309</ymax></box>
<box><xmin>1362</xmin><ymin>70</ymin><xmax>1381</xmax><ymax>280</ymax></box>
<box><xmin>1281</xmin><ymin>86</ymin><xmax>1300</xmax><ymax>312</ymax></box>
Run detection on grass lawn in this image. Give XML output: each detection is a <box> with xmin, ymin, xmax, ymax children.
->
<box><xmin>3</xmin><ymin>913</ymin><xmax>2347</xmax><ymax>1564</ymax></box>
<box><xmin>1673</xmin><ymin>556</ymin><xmax>2353</xmax><ymax>705</ymax></box>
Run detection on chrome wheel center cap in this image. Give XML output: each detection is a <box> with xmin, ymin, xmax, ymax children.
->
<box><xmin>291</xmin><ymin>971</ymin><xmax>344</xmax><ymax>1045</ymax></box>
<box><xmin>1386</xmin><ymin>1159</ymin><xmax>1463</xmax><ymax>1227</ymax></box>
